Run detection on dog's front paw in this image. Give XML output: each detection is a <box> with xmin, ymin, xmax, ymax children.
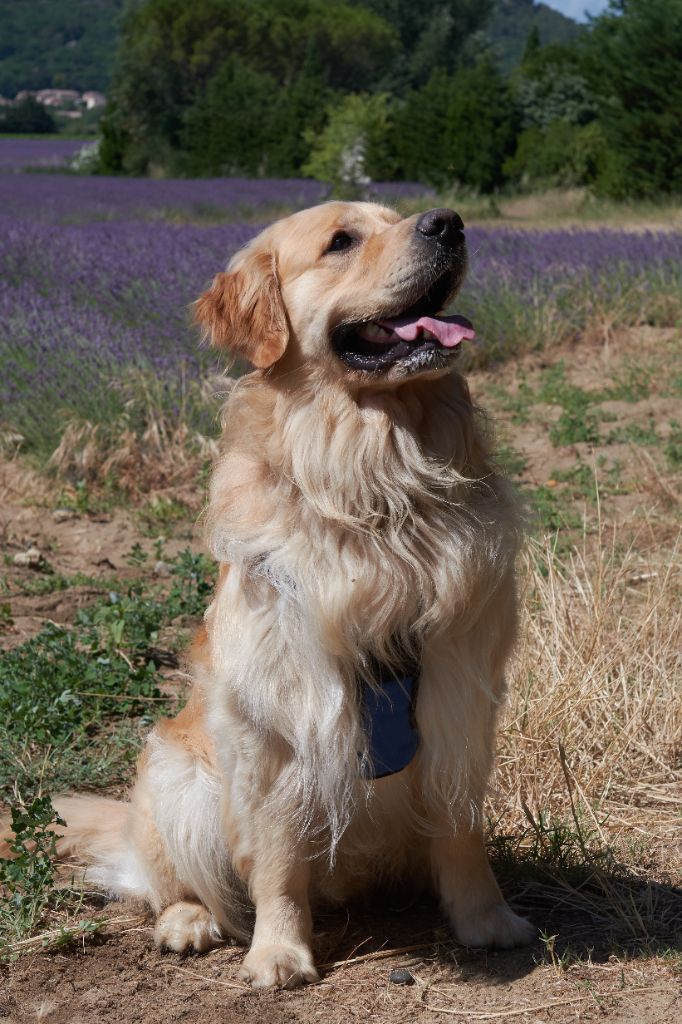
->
<box><xmin>238</xmin><ymin>943</ymin><xmax>319</xmax><ymax>989</ymax></box>
<box><xmin>453</xmin><ymin>902</ymin><xmax>535</xmax><ymax>950</ymax></box>
<box><xmin>155</xmin><ymin>901</ymin><xmax>223</xmax><ymax>954</ymax></box>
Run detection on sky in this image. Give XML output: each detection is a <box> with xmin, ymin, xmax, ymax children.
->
<box><xmin>542</xmin><ymin>0</ymin><xmax>610</xmax><ymax>22</ymax></box>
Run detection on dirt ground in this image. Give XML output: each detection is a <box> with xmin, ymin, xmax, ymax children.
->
<box><xmin>3</xmin><ymin>897</ymin><xmax>682</xmax><ymax>1024</ymax></box>
<box><xmin>1</xmin><ymin>327</ymin><xmax>680</xmax><ymax>1022</ymax></box>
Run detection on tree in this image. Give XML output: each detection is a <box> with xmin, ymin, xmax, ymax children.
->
<box><xmin>445</xmin><ymin>58</ymin><xmax>519</xmax><ymax>191</ymax></box>
<box><xmin>98</xmin><ymin>0</ymin><xmax>399</xmax><ymax>175</ymax></box>
<box><xmin>302</xmin><ymin>93</ymin><xmax>392</xmax><ymax>194</ymax></box>
<box><xmin>0</xmin><ymin>96</ymin><xmax>56</xmax><ymax>134</ymax></box>
<box><xmin>180</xmin><ymin>57</ymin><xmax>277</xmax><ymax>176</ymax></box>
<box><xmin>582</xmin><ymin>0</ymin><xmax>682</xmax><ymax>197</ymax></box>
<box><xmin>389</xmin><ymin>69</ymin><xmax>453</xmax><ymax>185</ymax></box>
<box><xmin>389</xmin><ymin>58</ymin><xmax>518</xmax><ymax>191</ymax></box>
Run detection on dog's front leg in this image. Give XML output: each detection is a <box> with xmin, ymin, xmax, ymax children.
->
<box><xmin>238</xmin><ymin>824</ymin><xmax>318</xmax><ymax>989</ymax></box>
<box><xmin>417</xmin><ymin>627</ymin><xmax>534</xmax><ymax>950</ymax></box>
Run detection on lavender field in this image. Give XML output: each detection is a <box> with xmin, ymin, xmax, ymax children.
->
<box><xmin>2</xmin><ymin>139</ymin><xmax>682</xmax><ymax>458</ymax></box>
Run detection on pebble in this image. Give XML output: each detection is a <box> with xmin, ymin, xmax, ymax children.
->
<box><xmin>52</xmin><ymin>508</ymin><xmax>75</xmax><ymax>523</ymax></box>
<box><xmin>154</xmin><ymin>560</ymin><xmax>172</xmax><ymax>577</ymax></box>
<box><xmin>388</xmin><ymin>968</ymin><xmax>415</xmax><ymax>986</ymax></box>
<box><xmin>13</xmin><ymin>546</ymin><xmax>44</xmax><ymax>568</ymax></box>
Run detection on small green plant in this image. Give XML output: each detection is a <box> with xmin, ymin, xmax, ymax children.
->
<box><xmin>488</xmin><ymin>376</ymin><xmax>535</xmax><ymax>425</ymax></box>
<box><xmin>126</xmin><ymin>541</ymin><xmax>149</xmax><ymax>568</ymax></box>
<box><xmin>664</xmin><ymin>420</ymin><xmax>682</xmax><ymax>466</ymax></box>
<box><xmin>17</xmin><ymin>570</ymin><xmax>102</xmax><ymax>597</ymax></box>
<box><xmin>56</xmin><ymin>480</ymin><xmax>118</xmax><ymax>516</ymax></box>
<box><xmin>0</xmin><ymin>797</ymin><xmax>64</xmax><ymax>949</ymax></box>
<box><xmin>550</xmin><ymin>462</ymin><xmax>597</xmax><ymax>503</ymax></box>
<box><xmin>550</xmin><ymin>409</ymin><xmax>600</xmax><ymax>447</ymax></box>
<box><xmin>0</xmin><ymin>600</ymin><xmax>13</xmax><ymax>631</ymax></box>
<box><xmin>535</xmin><ymin>365</ymin><xmax>602</xmax><ymax>447</ymax></box>
<box><xmin>606</xmin><ymin>421</ymin><xmax>659</xmax><ymax>446</ymax></box>
<box><xmin>137</xmin><ymin>495</ymin><xmax>190</xmax><ymax>537</ymax></box>
<box><xmin>604</xmin><ymin>363</ymin><xmax>651</xmax><ymax>403</ymax></box>
<box><xmin>496</xmin><ymin>444</ymin><xmax>528</xmax><ymax>479</ymax></box>
<box><xmin>526</xmin><ymin>484</ymin><xmax>581</xmax><ymax>535</ymax></box>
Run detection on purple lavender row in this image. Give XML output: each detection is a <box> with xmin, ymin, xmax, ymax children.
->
<box><xmin>2</xmin><ymin>211</ymin><xmax>680</xmax><ymax>453</ymax></box>
<box><xmin>0</xmin><ymin>172</ymin><xmax>428</xmax><ymax>222</ymax></box>
<box><xmin>0</xmin><ymin>138</ymin><xmax>85</xmax><ymax>171</ymax></box>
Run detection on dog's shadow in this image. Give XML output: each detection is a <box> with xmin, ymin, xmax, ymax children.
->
<box><xmin>314</xmin><ymin>862</ymin><xmax>682</xmax><ymax>986</ymax></box>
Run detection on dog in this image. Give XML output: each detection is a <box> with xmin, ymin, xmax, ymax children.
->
<box><xmin>44</xmin><ymin>202</ymin><xmax>534</xmax><ymax>987</ymax></box>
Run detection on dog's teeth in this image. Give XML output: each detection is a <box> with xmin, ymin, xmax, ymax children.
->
<box><xmin>361</xmin><ymin>322</ymin><xmax>394</xmax><ymax>343</ymax></box>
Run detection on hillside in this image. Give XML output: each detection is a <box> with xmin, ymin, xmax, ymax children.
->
<box><xmin>0</xmin><ymin>0</ymin><xmax>123</xmax><ymax>97</ymax></box>
<box><xmin>487</xmin><ymin>0</ymin><xmax>582</xmax><ymax>73</ymax></box>
<box><xmin>0</xmin><ymin>0</ymin><xmax>580</xmax><ymax>98</ymax></box>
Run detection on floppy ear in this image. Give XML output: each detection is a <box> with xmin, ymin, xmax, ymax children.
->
<box><xmin>194</xmin><ymin>249</ymin><xmax>289</xmax><ymax>369</ymax></box>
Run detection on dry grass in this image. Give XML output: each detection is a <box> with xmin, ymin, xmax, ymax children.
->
<box><xmin>491</xmin><ymin>501</ymin><xmax>682</xmax><ymax>948</ymax></box>
<box><xmin>48</xmin><ymin>371</ymin><xmax>221</xmax><ymax>502</ymax></box>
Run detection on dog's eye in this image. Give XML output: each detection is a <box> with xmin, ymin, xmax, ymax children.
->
<box><xmin>326</xmin><ymin>231</ymin><xmax>356</xmax><ymax>254</ymax></box>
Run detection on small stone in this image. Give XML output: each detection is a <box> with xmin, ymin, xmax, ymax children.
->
<box><xmin>14</xmin><ymin>546</ymin><xmax>44</xmax><ymax>569</ymax></box>
<box><xmin>154</xmin><ymin>560</ymin><xmax>172</xmax><ymax>577</ymax></box>
<box><xmin>52</xmin><ymin>508</ymin><xmax>75</xmax><ymax>523</ymax></box>
<box><xmin>389</xmin><ymin>968</ymin><xmax>415</xmax><ymax>986</ymax></box>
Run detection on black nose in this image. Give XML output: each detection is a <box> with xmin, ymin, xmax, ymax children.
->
<box><xmin>415</xmin><ymin>208</ymin><xmax>464</xmax><ymax>248</ymax></box>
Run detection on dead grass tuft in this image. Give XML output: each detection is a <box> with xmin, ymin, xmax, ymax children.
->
<box><xmin>492</xmin><ymin>504</ymin><xmax>682</xmax><ymax>945</ymax></box>
<box><xmin>49</xmin><ymin>371</ymin><xmax>223</xmax><ymax>503</ymax></box>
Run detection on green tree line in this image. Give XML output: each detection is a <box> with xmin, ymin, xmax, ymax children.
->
<box><xmin>98</xmin><ymin>0</ymin><xmax>682</xmax><ymax>198</ymax></box>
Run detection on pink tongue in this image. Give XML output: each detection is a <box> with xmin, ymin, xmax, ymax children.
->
<box><xmin>379</xmin><ymin>314</ymin><xmax>475</xmax><ymax>348</ymax></box>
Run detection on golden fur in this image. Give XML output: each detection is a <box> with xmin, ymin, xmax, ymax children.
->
<box><xmin>41</xmin><ymin>202</ymin><xmax>533</xmax><ymax>987</ymax></box>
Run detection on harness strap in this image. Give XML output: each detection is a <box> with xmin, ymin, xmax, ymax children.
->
<box><xmin>359</xmin><ymin>660</ymin><xmax>420</xmax><ymax>779</ymax></box>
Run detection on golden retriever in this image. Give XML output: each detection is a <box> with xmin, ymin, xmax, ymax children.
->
<box><xmin>48</xmin><ymin>201</ymin><xmax>534</xmax><ymax>987</ymax></box>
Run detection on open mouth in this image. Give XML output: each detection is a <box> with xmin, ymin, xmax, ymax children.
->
<box><xmin>332</xmin><ymin>270</ymin><xmax>474</xmax><ymax>374</ymax></box>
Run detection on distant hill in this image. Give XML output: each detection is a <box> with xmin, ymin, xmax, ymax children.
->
<box><xmin>0</xmin><ymin>0</ymin><xmax>580</xmax><ymax>98</ymax></box>
<box><xmin>486</xmin><ymin>0</ymin><xmax>582</xmax><ymax>74</ymax></box>
<box><xmin>0</xmin><ymin>1</ymin><xmax>123</xmax><ymax>97</ymax></box>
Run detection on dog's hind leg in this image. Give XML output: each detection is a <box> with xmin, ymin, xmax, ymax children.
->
<box><xmin>155</xmin><ymin>900</ymin><xmax>223</xmax><ymax>954</ymax></box>
<box><xmin>431</xmin><ymin>825</ymin><xmax>535</xmax><ymax>949</ymax></box>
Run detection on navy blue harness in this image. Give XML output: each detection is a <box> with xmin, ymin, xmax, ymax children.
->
<box><xmin>359</xmin><ymin>660</ymin><xmax>420</xmax><ymax>779</ymax></box>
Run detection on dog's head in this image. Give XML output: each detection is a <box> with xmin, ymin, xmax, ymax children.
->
<box><xmin>195</xmin><ymin>201</ymin><xmax>472</xmax><ymax>386</ymax></box>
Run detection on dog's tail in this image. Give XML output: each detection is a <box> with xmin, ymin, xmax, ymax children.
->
<box><xmin>52</xmin><ymin>795</ymin><xmax>128</xmax><ymax>865</ymax></box>
<box><xmin>50</xmin><ymin>795</ymin><xmax>159</xmax><ymax>903</ymax></box>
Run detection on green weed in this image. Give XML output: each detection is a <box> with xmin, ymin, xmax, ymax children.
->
<box><xmin>604</xmin><ymin>363</ymin><xmax>651</xmax><ymax>403</ymax></box>
<box><xmin>526</xmin><ymin>484</ymin><xmax>581</xmax><ymax>535</ymax></box>
<box><xmin>606</xmin><ymin>421</ymin><xmax>659</xmax><ymax>446</ymax></box>
<box><xmin>550</xmin><ymin>462</ymin><xmax>597</xmax><ymax>503</ymax></box>
<box><xmin>535</xmin><ymin>365</ymin><xmax>602</xmax><ymax>447</ymax></box>
<box><xmin>496</xmin><ymin>445</ymin><xmax>528</xmax><ymax>479</ymax></box>
<box><xmin>664</xmin><ymin>420</ymin><xmax>682</xmax><ymax>466</ymax></box>
<box><xmin>488</xmin><ymin>376</ymin><xmax>535</xmax><ymax>425</ymax></box>
<box><xmin>137</xmin><ymin>495</ymin><xmax>191</xmax><ymax>537</ymax></box>
<box><xmin>16</xmin><ymin>570</ymin><xmax>104</xmax><ymax>597</ymax></box>
<box><xmin>0</xmin><ymin>797</ymin><xmax>64</xmax><ymax>950</ymax></box>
